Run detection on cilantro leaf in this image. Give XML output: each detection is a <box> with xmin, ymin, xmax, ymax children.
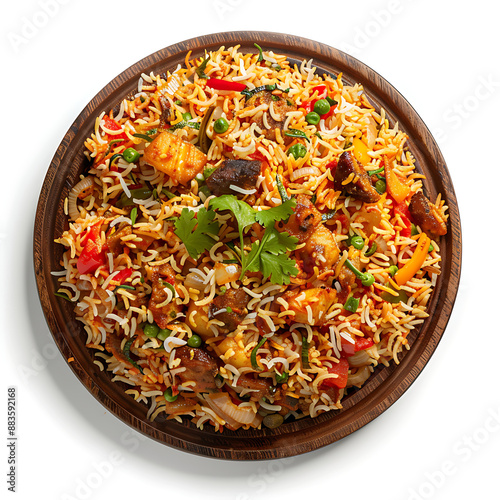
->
<box><xmin>174</xmin><ymin>207</ymin><xmax>219</xmax><ymax>259</ymax></box>
<box><xmin>209</xmin><ymin>195</ymin><xmax>256</xmax><ymax>231</ymax></box>
<box><xmin>240</xmin><ymin>226</ymin><xmax>298</xmax><ymax>284</ymax></box>
<box><xmin>255</xmin><ymin>198</ymin><xmax>296</xmax><ymax>227</ymax></box>
<box><xmin>243</xmin><ymin>241</ymin><xmax>262</xmax><ymax>274</ymax></box>
<box><xmin>260</xmin><ymin>251</ymin><xmax>299</xmax><ymax>285</ymax></box>
<box><xmin>209</xmin><ymin>195</ymin><xmax>299</xmax><ymax>285</ymax></box>
<box><xmin>261</xmin><ymin>226</ymin><xmax>298</xmax><ymax>254</ymax></box>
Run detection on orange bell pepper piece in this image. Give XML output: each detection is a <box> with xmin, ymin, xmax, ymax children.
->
<box><xmin>394</xmin><ymin>232</ymin><xmax>430</xmax><ymax>285</ymax></box>
<box><xmin>353</xmin><ymin>137</ymin><xmax>371</xmax><ymax>165</ymax></box>
<box><xmin>385</xmin><ymin>158</ymin><xmax>410</xmax><ymax>204</ymax></box>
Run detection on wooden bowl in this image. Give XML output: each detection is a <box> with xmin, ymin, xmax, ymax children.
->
<box><xmin>33</xmin><ymin>31</ymin><xmax>462</xmax><ymax>460</ymax></box>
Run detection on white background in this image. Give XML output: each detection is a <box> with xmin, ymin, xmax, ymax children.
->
<box><xmin>1</xmin><ymin>1</ymin><xmax>498</xmax><ymax>499</ymax></box>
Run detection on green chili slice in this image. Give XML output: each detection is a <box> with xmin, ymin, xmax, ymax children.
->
<box><xmin>365</xmin><ymin>241</ymin><xmax>377</xmax><ymax>257</ymax></box>
<box><xmin>196</xmin><ymin>55</ymin><xmax>210</xmax><ymax>79</ymax></box>
<box><xmin>130</xmin><ymin>207</ymin><xmax>138</xmax><ymax>225</ymax></box>
<box><xmin>109</xmin><ymin>153</ymin><xmax>122</xmax><ymax>166</ymax></box>
<box><xmin>276</xmin><ymin>174</ymin><xmax>290</xmax><ymax>202</ymax></box>
<box><xmin>123</xmin><ymin>338</ymin><xmax>144</xmax><ymax>374</ymax></box>
<box><xmin>368</xmin><ymin>166</ymin><xmax>385</xmax><ymax>176</ymax></box>
<box><xmin>275</xmin><ymin>371</ymin><xmax>289</xmax><ymax>384</ymax></box>
<box><xmin>132</xmin><ymin>133</ymin><xmax>154</xmax><ymax>142</ymax></box>
<box><xmin>54</xmin><ymin>291</ymin><xmax>72</xmax><ymax>302</ymax></box>
<box><xmin>284</xmin><ymin>128</ymin><xmax>310</xmax><ymax>142</ymax></box>
<box><xmin>169</xmin><ymin>120</ymin><xmax>200</xmax><ymax>131</ymax></box>
<box><xmin>105</xmin><ymin>138</ymin><xmax>124</xmax><ymax>155</ymax></box>
<box><xmin>301</xmin><ymin>336</ymin><xmax>310</xmax><ymax>369</ymax></box>
<box><xmin>117</xmin><ymin>188</ymin><xmax>153</xmax><ymax>208</ymax></box>
<box><xmin>254</xmin><ymin>43</ymin><xmax>264</xmax><ymax>62</ymax></box>
<box><xmin>321</xmin><ymin>210</ymin><xmax>337</xmax><ymax>221</ymax></box>
<box><xmin>344</xmin><ymin>296</ymin><xmax>360</xmax><ymax>313</ymax></box>
<box><xmin>114</xmin><ymin>285</ymin><xmax>136</xmax><ymax>293</ymax></box>
<box><xmin>381</xmin><ymin>285</ymin><xmax>409</xmax><ymax>304</ymax></box>
<box><xmin>344</xmin><ymin>258</ymin><xmax>375</xmax><ymax>287</ymax></box>
<box><xmin>160</xmin><ymin>188</ymin><xmax>176</xmax><ymax>199</ymax></box>
<box><xmin>241</xmin><ymin>83</ymin><xmax>279</xmax><ymax>101</ymax></box>
<box><xmin>251</xmin><ymin>337</ymin><xmax>267</xmax><ymax>370</ymax></box>
<box><xmin>162</xmin><ymin>281</ymin><xmax>176</xmax><ymax>297</ymax></box>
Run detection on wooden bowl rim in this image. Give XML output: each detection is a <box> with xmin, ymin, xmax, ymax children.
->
<box><xmin>33</xmin><ymin>31</ymin><xmax>462</xmax><ymax>460</ymax></box>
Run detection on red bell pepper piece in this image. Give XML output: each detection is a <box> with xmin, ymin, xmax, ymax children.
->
<box><xmin>77</xmin><ymin>221</ymin><xmax>106</xmax><ymax>275</ymax></box>
<box><xmin>303</xmin><ymin>85</ymin><xmax>328</xmax><ymax>113</ymax></box>
<box><xmin>321</xmin><ymin>357</ymin><xmax>349</xmax><ymax>389</ymax></box>
<box><xmin>206</xmin><ymin>78</ymin><xmax>246</xmax><ymax>92</ymax></box>
<box><xmin>248</xmin><ymin>150</ymin><xmax>266</xmax><ymax>162</ymax></box>
<box><xmin>334</xmin><ymin>212</ymin><xmax>349</xmax><ymax>230</ymax></box>
<box><xmin>321</xmin><ymin>104</ymin><xmax>337</xmax><ymax>120</ymax></box>
<box><xmin>394</xmin><ymin>202</ymin><xmax>413</xmax><ymax>237</ymax></box>
<box><xmin>326</xmin><ymin>159</ymin><xmax>338</xmax><ymax>173</ymax></box>
<box><xmin>102</xmin><ymin>116</ymin><xmax>127</xmax><ymax>141</ymax></box>
<box><xmin>341</xmin><ymin>337</ymin><xmax>375</xmax><ymax>357</ymax></box>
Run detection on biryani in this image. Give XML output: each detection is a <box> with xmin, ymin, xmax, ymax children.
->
<box><xmin>53</xmin><ymin>44</ymin><xmax>448</xmax><ymax>431</ymax></box>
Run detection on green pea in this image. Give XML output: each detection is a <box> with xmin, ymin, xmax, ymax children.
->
<box><xmin>361</xmin><ymin>273</ymin><xmax>375</xmax><ymax>286</ymax></box>
<box><xmin>350</xmin><ymin>235</ymin><xmax>364</xmax><ymax>250</ymax></box>
<box><xmin>305</xmin><ymin>111</ymin><xmax>321</xmax><ymax>125</ymax></box>
<box><xmin>187</xmin><ymin>334</ymin><xmax>202</xmax><ymax>348</ymax></box>
<box><xmin>428</xmin><ymin>242</ymin><xmax>434</xmax><ymax>253</ymax></box>
<box><xmin>287</xmin><ymin>143</ymin><xmax>307</xmax><ymax>160</ymax></box>
<box><xmin>313</xmin><ymin>99</ymin><xmax>331</xmax><ymax>116</ymax></box>
<box><xmin>388</xmin><ymin>265</ymin><xmax>399</xmax><ymax>276</ymax></box>
<box><xmin>213</xmin><ymin>117</ymin><xmax>229</xmax><ymax>134</ymax></box>
<box><xmin>411</xmin><ymin>223</ymin><xmax>419</xmax><ymax>236</ymax></box>
<box><xmin>182</xmin><ymin>112</ymin><xmax>193</xmax><ymax>121</ymax></box>
<box><xmin>163</xmin><ymin>388</ymin><xmax>178</xmax><ymax>402</ymax></box>
<box><xmin>122</xmin><ymin>148</ymin><xmax>140</xmax><ymax>163</ymax></box>
<box><xmin>143</xmin><ymin>323</ymin><xmax>160</xmax><ymax>337</ymax></box>
<box><xmin>157</xmin><ymin>329</ymin><xmax>172</xmax><ymax>341</ymax></box>
<box><xmin>375</xmin><ymin>179</ymin><xmax>386</xmax><ymax>194</ymax></box>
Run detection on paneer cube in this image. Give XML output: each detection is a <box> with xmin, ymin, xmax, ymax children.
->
<box><xmin>143</xmin><ymin>131</ymin><xmax>207</xmax><ymax>185</ymax></box>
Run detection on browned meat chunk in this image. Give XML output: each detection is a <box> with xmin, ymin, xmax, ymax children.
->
<box><xmin>235</xmin><ymin>373</ymin><xmax>275</xmax><ymax>401</ymax></box>
<box><xmin>148</xmin><ymin>263</ymin><xmax>182</xmax><ymax>329</ymax></box>
<box><xmin>334</xmin><ymin>151</ymin><xmax>381</xmax><ymax>203</ymax></box>
<box><xmin>163</xmin><ymin>396</ymin><xmax>199</xmax><ymax>415</ymax></box>
<box><xmin>133</xmin><ymin>233</ymin><xmax>155</xmax><ymax>251</ymax></box>
<box><xmin>337</xmin><ymin>265</ymin><xmax>356</xmax><ymax>302</ymax></box>
<box><xmin>280</xmin><ymin>194</ymin><xmax>322</xmax><ymax>243</ymax></box>
<box><xmin>205</xmin><ymin>159</ymin><xmax>261</xmax><ymax>197</ymax></box>
<box><xmin>208</xmin><ymin>288</ymin><xmax>249</xmax><ymax>332</ymax></box>
<box><xmin>174</xmin><ymin>346</ymin><xmax>218</xmax><ymax>393</ymax></box>
<box><xmin>408</xmin><ymin>190</ymin><xmax>448</xmax><ymax>238</ymax></box>
<box><xmin>275</xmin><ymin>393</ymin><xmax>300</xmax><ymax>414</ymax></box>
<box><xmin>246</xmin><ymin>91</ymin><xmax>296</xmax><ymax>140</ymax></box>
<box><xmin>320</xmin><ymin>386</ymin><xmax>340</xmax><ymax>404</ymax></box>
<box><xmin>107</xmin><ymin>225</ymin><xmax>132</xmax><ymax>256</ymax></box>
<box><xmin>128</xmin><ymin>294</ymin><xmax>149</xmax><ymax>308</ymax></box>
<box><xmin>158</xmin><ymin>96</ymin><xmax>172</xmax><ymax>130</ymax></box>
<box><xmin>105</xmin><ymin>332</ymin><xmax>130</xmax><ymax>366</ymax></box>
